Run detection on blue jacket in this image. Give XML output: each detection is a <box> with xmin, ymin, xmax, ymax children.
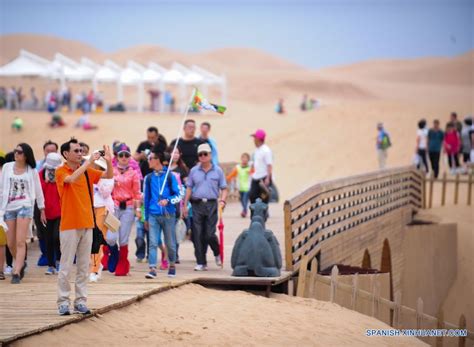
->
<box><xmin>143</xmin><ymin>168</ymin><xmax>181</xmax><ymax>220</ymax></box>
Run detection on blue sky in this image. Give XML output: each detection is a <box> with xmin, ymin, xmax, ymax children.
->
<box><xmin>0</xmin><ymin>0</ymin><xmax>472</xmax><ymax>68</ymax></box>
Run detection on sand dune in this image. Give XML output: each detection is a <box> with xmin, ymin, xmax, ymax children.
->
<box><xmin>15</xmin><ymin>284</ymin><xmax>425</xmax><ymax>347</ymax></box>
<box><xmin>0</xmin><ymin>34</ymin><xmax>104</xmax><ymax>64</ymax></box>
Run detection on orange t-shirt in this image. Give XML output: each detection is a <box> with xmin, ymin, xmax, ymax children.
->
<box><xmin>56</xmin><ymin>164</ymin><xmax>103</xmax><ymax>231</ymax></box>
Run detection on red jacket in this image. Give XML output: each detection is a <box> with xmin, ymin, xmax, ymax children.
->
<box><xmin>444</xmin><ymin>130</ymin><xmax>461</xmax><ymax>155</ymax></box>
<box><xmin>39</xmin><ymin>169</ymin><xmax>61</xmax><ymax>220</ymax></box>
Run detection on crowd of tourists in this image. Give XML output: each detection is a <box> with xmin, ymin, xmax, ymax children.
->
<box><xmin>0</xmin><ymin>121</ymin><xmax>274</xmax><ymax>316</ymax></box>
<box><xmin>376</xmin><ymin>112</ymin><xmax>474</xmax><ymax>176</ymax></box>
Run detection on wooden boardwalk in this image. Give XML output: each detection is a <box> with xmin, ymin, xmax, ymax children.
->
<box><xmin>0</xmin><ymin>203</ymin><xmax>290</xmax><ymax>345</ymax></box>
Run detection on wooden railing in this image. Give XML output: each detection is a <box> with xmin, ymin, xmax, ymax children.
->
<box><xmin>296</xmin><ymin>259</ymin><xmax>474</xmax><ymax>346</ymax></box>
<box><xmin>424</xmin><ymin>172</ymin><xmax>473</xmax><ymax>208</ymax></box>
<box><xmin>284</xmin><ymin>166</ymin><xmax>423</xmax><ymax>272</ymax></box>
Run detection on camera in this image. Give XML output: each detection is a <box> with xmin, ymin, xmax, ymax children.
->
<box><xmin>98</xmin><ymin>150</ymin><xmax>105</xmax><ymax>156</ymax></box>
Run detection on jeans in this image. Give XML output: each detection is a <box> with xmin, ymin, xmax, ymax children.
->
<box><xmin>4</xmin><ymin>206</ymin><xmax>34</xmax><ymax>221</ymax></box>
<box><xmin>148</xmin><ymin>214</ymin><xmax>176</xmax><ymax>267</ymax></box>
<box><xmin>135</xmin><ymin>218</ymin><xmax>148</xmax><ymax>260</ymax></box>
<box><xmin>107</xmin><ymin>207</ymin><xmax>135</xmax><ymax>246</ymax></box>
<box><xmin>417</xmin><ymin>149</ymin><xmax>429</xmax><ymax>173</ymax></box>
<box><xmin>239</xmin><ymin>191</ymin><xmax>249</xmax><ymax>212</ymax></box>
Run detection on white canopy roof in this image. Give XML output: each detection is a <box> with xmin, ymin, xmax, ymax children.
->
<box><xmin>95</xmin><ymin>60</ymin><xmax>122</xmax><ymax>82</ymax></box>
<box><xmin>0</xmin><ymin>50</ymin><xmax>50</xmax><ymax>77</ymax></box>
<box><xmin>142</xmin><ymin>62</ymin><xmax>167</xmax><ymax>83</ymax></box>
<box><xmin>120</xmin><ymin>61</ymin><xmax>145</xmax><ymax>85</ymax></box>
<box><xmin>172</xmin><ymin>62</ymin><xmax>204</xmax><ymax>85</ymax></box>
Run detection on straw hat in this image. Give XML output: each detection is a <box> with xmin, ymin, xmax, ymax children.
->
<box><xmin>43</xmin><ymin>153</ymin><xmax>62</xmax><ymax>170</ymax></box>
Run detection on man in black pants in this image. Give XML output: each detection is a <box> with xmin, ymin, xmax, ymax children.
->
<box><xmin>428</xmin><ymin>120</ymin><xmax>444</xmax><ymax>178</ymax></box>
<box><xmin>183</xmin><ymin>143</ymin><xmax>227</xmax><ymax>271</ymax></box>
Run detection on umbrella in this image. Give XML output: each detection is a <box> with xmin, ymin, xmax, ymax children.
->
<box><xmin>218</xmin><ymin>205</ymin><xmax>224</xmax><ymax>267</ymax></box>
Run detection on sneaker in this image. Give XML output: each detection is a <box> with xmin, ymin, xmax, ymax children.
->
<box><xmin>175</xmin><ymin>258</ymin><xmax>180</xmax><ymax>264</ymax></box>
<box><xmin>58</xmin><ymin>304</ymin><xmax>70</xmax><ymax>316</ymax></box>
<box><xmin>4</xmin><ymin>266</ymin><xmax>13</xmax><ymax>276</ymax></box>
<box><xmin>89</xmin><ymin>273</ymin><xmax>99</xmax><ymax>283</ymax></box>
<box><xmin>215</xmin><ymin>256</ymin><xmax>222</xmax><ymax>267</ymax></box>
<box><xmin>19</xmin><ymin>262</ymin><xmax>27</xmax><ymax>279</ymax></box>
<box><xmin>194</xmin><ymin>264</ymin><xmax>207</xmax><ymax>271</ymax></box>
<box><xmin>74</xmin><ymin>303</ymin><xmax>91</xmax><ymax>315</ymax></box>
<box><xmin>168</xmin><ymin>266</ymin><xmax>176</xmax><ymax>278</ymax></box>
<box><xmin>240</xmin><ymin>211</ymin><xmax>246</xmax><ymax>218</ymax></box>
<box><xmin>45</xmin><ymin>266</ymin><xmax>56</xmax><ymax>275</ymax></box>
<box><xmin>160</xmin><ymin>259</ymin><xmax>169</xmax><ymax>270</ymax></box>
<box><xmin>11</xmin><ymin>274</ymin><xmax>21</xmax><ymax>284</ymax></box>
<box><xmin>145</xmin><ymin>269</ymin><xmax>157</xmax><ymax>279</ymax></box>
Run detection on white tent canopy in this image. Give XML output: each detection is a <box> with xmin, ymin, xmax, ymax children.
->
<box><xmin>120</xmin><ymin>61</ymin><xmax>145</xmax><ymax>112</ymax></box>
<box><xmin>0</xmin><ymin>49</ymin><xmax>50</xmax><ymax>77</ymax></box>
<box><xmin>0</xmin><ymin>50</ymin><xmax>228</xmax><ymax>112</ymax></box>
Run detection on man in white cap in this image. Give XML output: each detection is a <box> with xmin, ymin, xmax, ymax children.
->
<box><xmin>249</xmin><ymin>129</ymin><xmax>273</xmax><ymax>204</ymax></box>
<box><xmin>183</xmin><ymin>143</ymin><xmax>227</xmax><ymax>271</ymax></box>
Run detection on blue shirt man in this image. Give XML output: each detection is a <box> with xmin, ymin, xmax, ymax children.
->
<box><xmin>199</xmin><ymin>122</ymin><xmax>219</xmax><ymax>167</ymax></box>
<box><xmin>184</xmin><ymin>143</ymin><xmax>227</xmax><ymax>271</ymax></box>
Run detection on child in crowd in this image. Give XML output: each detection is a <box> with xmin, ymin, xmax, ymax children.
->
<box><xmin>227</xmin><ymin>153</ymin><xmax>252</xmax><ymax>218</ymax></box>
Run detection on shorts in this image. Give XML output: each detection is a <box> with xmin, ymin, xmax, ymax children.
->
<box><xmin>4</xmin><ymin>206</ymin><xmax>34</xmax><ymax>221</ymax></box>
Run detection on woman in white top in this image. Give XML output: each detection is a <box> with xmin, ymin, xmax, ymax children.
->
<box><xmin>0</xmin><ymin>143</ymin><xmax>46</xmax><ymax>284</ymax></box>
<box><xmin>87</xmin><ymin>157</ymin><xmax>114</xmax><ymax>283</ymax></box>
<box><xmin>416</xmin><ymin>119</ymin><xmax>429</xmax><ymax>174</ymax></box>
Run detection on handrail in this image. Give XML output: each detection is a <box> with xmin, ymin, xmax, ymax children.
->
<box><xmin>284</xmin><ymin>166</ymin><xmax>422</xmax><ymax>271</ymax></box>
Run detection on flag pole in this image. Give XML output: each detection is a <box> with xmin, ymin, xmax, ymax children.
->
<box><xmin>159</xmin><ymin>87</ymin><xmax>196</xmax><ymax>196</ymax></box>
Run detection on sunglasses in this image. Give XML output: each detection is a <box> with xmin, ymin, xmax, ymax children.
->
<box><xmin>118</xmin><ymin>152</ymin><xmax>131</xmax><ymax>158</ymax></box>
<box><xmin>14</xmin><ymin>149</ymin><xmax>24</xmax><ymax>155</ymax></box>
<box><xmin>198</xmin><ymin>152</ymin><xmax>209</xmax><ymax>157</ymax></box>
<box><xmin>72</xmin><ymin>148</ymin><xmax>83</xmax><ymax>154</ymax></box>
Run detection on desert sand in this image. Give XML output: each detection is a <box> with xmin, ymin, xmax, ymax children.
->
<box><xmin>0</xmin><ymin>34</ymin><xmax>473</xmax><ymax>344</ymax></box>
<box><xmin>14</xmin><ymin>284</ymin><xmax>425</xmax><ymax>347</ymax></box>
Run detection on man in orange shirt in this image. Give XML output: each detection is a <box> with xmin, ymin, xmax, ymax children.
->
<box><xmin>56</xmin><ymin>138</ymin><xmax>113</xmax><ymax>316</ymax></box>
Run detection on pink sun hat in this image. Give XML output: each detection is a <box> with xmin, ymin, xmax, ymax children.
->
<box><xmin>250</xmin><ymin>129</ymin><xmax>266</xmax><ymax>141</ymax></box>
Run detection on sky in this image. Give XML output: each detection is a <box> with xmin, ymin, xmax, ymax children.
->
<box><xmin>0</xmin><ymin>0</ymin><xmax>473</xmax><ymax>69</ymax></box>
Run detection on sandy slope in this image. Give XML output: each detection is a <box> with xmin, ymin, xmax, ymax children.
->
<box><xmin>14</xmin><ymin>284</ymin><xmax>425</xmax><ymax>347</ymax></box>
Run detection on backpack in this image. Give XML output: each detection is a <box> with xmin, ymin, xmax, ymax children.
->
<box><xmin>381</xmin><ymin>132</ymin><xmax>391</xmax><ymax>150</ymax></box>
<box><xmin>144</xmin><ymin>171</ymin><xmax>178</xmax><ymax>205</ymax></box>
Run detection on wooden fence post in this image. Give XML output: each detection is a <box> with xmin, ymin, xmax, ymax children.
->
<box><xmin>428</xmin><ymin>173</ymin><xmax>434</xmax><ymax>209</ymax></box>
<box><xmin>296</xmin><ymin>255</ymin><xmax>309</xmax><ymax>298</ymax></box>
<box><xmin>330</xmin><ymin>265</ymin><xmax>339</xmax><ymax>303</ymax></box>
<box><xmin>458</xmin><ymin>314</ymin><xmax>466</xmax><ymax>347</ymax></box>
<box><xmin>372</xmin><ymin>277</ymin><xmax>380</xmax><ymax>319</ymax></box>
<box><xmin>351</xmin><ymin>273</ymin><xmax>359</xmax><ymax>311</ymax></box>
<box><xmin>283</xmin><ymin>201</ymin><xmax>294</xmax><ymax>272</ymax></box>
<box><xmin>393</xmin><ymin>291</ymin><xmax>402</xmax><ymax>328</ymax></box>
<box><xmin>436</xmin><ymin>309</ymin><xmax>444</xmax><ymax>347</ymax></box>
<box><xmin>467</xmin><ymin>172</ymin><xmax>472</xmax><ymax>206</ymax></box>
<box><xmin>416</xmin><ymin>297</ymin><xmax>424</xmax><ymax>329</ymax></box>
<box><xmin>308</xmin><ymin>258</ymin><xmax>318</xmax><ymax>298</ymax></box>
<box><xmin>454</xmin><ymin>174</ymin><xmax>460</xmax><ymax>205</ymax></box>
<box><xmin>441</xmin><ymin>173</ymin><xmax>447</xmax><ymax>206</ymax></box>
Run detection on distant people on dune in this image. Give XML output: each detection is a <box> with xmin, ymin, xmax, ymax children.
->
<box><xmin>300</xmin><ymin>94</ymin><xmax>319</xmax><ymax>111</ymax></box>
<box><xmin>376</xmin><ymin>123</ymin><xmax>391</xmax><ymax>169</ymax></box>
<box><xmin>275</xmin><ymin>98</ymin><xmax>285</xmax><ymax>114</ymax></box>
<box><xmin>11</xmin><ymin>117</ymin><xmax>24</xmax><ymax>132</ymax></box>
<box><xmin>428</xmin><ymin>119</ymin><xmax>444</xmax><ymax>178</ymax></box>
<box><xmin>444</xmin><ymin>123</ymin><xmax>461</xmax><ymax>174</ymax></box>
<box><xmin>415</xmin><ymin>119</ymin><xmax>429</xmax><ymax>174</ymax></box>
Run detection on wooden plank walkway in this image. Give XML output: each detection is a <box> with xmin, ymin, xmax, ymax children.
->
<box><xmin>0</xmin><ymin>203</ymin><xmax>290</xmax><ymax>344</ymax></box>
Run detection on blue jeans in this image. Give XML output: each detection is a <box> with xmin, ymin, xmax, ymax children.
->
<box><xmin>239</xmin><ymin>191</ymin><xmax>249</xmax><ymax>212</ymax></box>
<box><xmin>148</xmin><ymin>214</ymin><xmax>176</xmax><ymax>267</ymax></box>
<box><xmin>135</xmin><ymin>218</ymin><xmax>149</xmax><ymax>260</ymax></box>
